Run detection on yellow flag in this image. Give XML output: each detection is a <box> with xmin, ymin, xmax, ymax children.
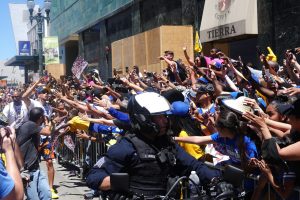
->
<box><xmin>194</xmin><ymin>30</ymin><xmax>202</xmax><ymax>53</ymax></box>
<box><xmin>266</xmin><ymin>46</ymin><xmax>277</xmax><ymax>62</ymax></box>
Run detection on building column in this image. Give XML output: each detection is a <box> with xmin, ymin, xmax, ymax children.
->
<box><xmin>257</xmin><ymin>0</ymin><xmax>274</xmax><ymax>54</ymax></box>
<box><xmin>99</xmin><ymin>21</ymin><xmax>110</xmax><ymax>80</ymax></box>
<box><xmin>131</xmin><ymin>0</ymin><xmax>141</xmax><ymax>35</ymax></box>
<box><xmin>78</xmin><ymin>32</ymin><xmax>85</xmax><ymax>58</ymax></box>
<box><xmin>24</xmin><ymin>67</ymin><xmax>29</xmax><ymax>84</ymax></box>
<box><xmin>181</xmin><ymin>0</ymin><xmax>196</xmax><ymax>26</ymax></box>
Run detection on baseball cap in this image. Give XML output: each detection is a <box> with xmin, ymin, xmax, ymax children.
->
<box><xmin>214</xmin><ymin>61</ymin><xmax>222</xmax><ymax>69</ymax></box>
<box><xmin>161</xmin><ymin>89</ymin><xmax>184</xmax><ymax>104</ymax></box>
<box><xmin>222</xmin><ymin>96</ymin><xmax>254</xmax><ymax>114</ymax></box>
<box><xmin>197</xmin><ymin>83</ymin><xmax>215</xmax><ymax>94</ymax></box>
<box><xmin>277</xmin><ymin>98</ymin><xmax>300</xmax><ymax>117</ymax></box>
<box><xmin>166</xmin><ymin>101</ymin><xmax>190</xmax><ymax>117</ymax></box>
<box><xmin>36</xmin><ymin>86</ymin><xmax>48</xmax><ymax>94</ymax></box>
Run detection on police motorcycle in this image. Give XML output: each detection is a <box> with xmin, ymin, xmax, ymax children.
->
<box><xmin>88</xmin><ymin>93</ymin><xmax>246</xmax><ymax>200</ymax></box>
<box><xmin>97</xmin><ymin>163</ymin><xmax>246</xmax><ymax>200</ymax></box>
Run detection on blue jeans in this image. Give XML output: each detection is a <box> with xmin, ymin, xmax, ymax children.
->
<box><xmin>26</xmin><ymin>169</ymin><xmax>51</xmax><ymax>200</ymax></box>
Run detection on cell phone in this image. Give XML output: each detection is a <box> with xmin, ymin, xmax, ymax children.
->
<box><xmin>254</xmin><ymin>109</ymin><xmax>260</xmax><ymax>116</ymax></box>
<box><xmin>146</xmin><ymin>72</ymin><xmax>153</xmax><ymax>77</ymax></box>
<box><xmin>243</xmin><ymin>88</ymin><xmax>249</xmax><ymax>97</ymax></box>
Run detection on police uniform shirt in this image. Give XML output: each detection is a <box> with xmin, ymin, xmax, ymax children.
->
<box><xmin>86</xmin><ymin>135</ymin><xmax>221</xmax><ymax>190</ymax></box>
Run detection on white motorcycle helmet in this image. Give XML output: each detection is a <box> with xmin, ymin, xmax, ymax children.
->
<box><xmin>127</xmin><ymin>92</ymin><xmax>171</xmax><ymax>136</ymax></box>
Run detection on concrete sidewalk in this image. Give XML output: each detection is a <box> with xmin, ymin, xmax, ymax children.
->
<box><xmin>40</xmin><ymin>160</ymin><xmax>96</xmax><ymax>200</ymax></box>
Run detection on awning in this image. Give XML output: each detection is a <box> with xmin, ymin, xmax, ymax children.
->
<box><xmin>0</xmin><ymin>76</ymin><xmax>8</xmax><ymax>80</ymax></box>
<box><xmin>4</xmin><ymin>55</ymin><xmax>39</xmax><ymax>70</ymax></box>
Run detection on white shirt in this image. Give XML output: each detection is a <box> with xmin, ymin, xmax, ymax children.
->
<box><xmin>3</xmin><ymin>99</ymin><xmax>43</xmax><ymax>129</ymax></box>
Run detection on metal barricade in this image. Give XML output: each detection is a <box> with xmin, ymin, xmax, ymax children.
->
<box><xmin>55</xmin><ymin>132</ymin><xmax>107</xmax><ymax>178</ymax></box>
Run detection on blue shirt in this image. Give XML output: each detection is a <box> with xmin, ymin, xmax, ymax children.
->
<box><xmin>108</xmin><ymin>107</ymin><xmax>130</xmax><ymax>124</ymax></box>
<box><xmin>197</xmin><ymin>104</ymin><xmax>216</xmax><ymax>115</ymax></box>
<box><xmin>210</xmin><ymin>132</ymin><xmax>257</xmax><ymax>164</ymax></box>
<box><xmin>0</xmin><ymin>160</ymin><xmax>14</xmax><ymax>199</ymax></box>
<box><xmin>89</xmin><ymin>123</ymin><xmax>124</xmax><ymax>136</ymax></box>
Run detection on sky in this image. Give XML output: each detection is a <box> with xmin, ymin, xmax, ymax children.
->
<box><xmin>0</xmin><ymin>0</ymin><xmax>44</xmax><ymax>61</ymax></box>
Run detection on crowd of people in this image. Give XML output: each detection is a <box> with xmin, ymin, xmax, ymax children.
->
<box><xmin>0</xmin><ymin>45</ymin><xmax>300</xmax><ymax>200</ymax></box>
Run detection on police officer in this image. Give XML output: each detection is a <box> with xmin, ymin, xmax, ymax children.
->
<box><xmin>86</xmin><ymin>92</ymin><xmax>220</xmax><ymax>198</ymax></box>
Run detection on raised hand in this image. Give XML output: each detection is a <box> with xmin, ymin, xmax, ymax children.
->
<box><xmin>54</xmin><ymin>91</ymin><xmax>63</xmax><ymax>99</ymax></box>
<box><xmin>0</xmin><ymin>127</ymin><xmax>14</xmax><ymax>151</ymax></box>
<box><xmin>242</xmin><ymin>111</ymin><xmax>268</xmax><ymax>130</ymax></box>
<box><xmin>282</xmin><ymin>87</ymin><xmax>300</xmax><ymax>96</ymax></box>
<box><xmin>243</xmin><ymin>98</ymin><xmax>260</xmax><ymax>110</ymax></box>
<box><xmin>78</xmin><ymin>112</ymin><xmax>89</xmax><ymax>121</ymax></box>
<box><xmin>76</xmin><ymin>129</ymin><xmax>89</xmax><ymax>140</ymax></box>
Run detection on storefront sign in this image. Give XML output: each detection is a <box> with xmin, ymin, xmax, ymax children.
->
<box><xmin>18</xmin><ymin>41</ymin><xmax>31</xmax><ymax>56</ymax></box>
<box><xmin>43</xmin><ymin>37</ymin><xmax>60</xmax><ymax>65</ymax></box>
<box><xmin>201</xmin><ymin>20</ymin><xmax>245</xmax><ymax>42</ymax></box>
<box><xmin>200</xmin><ymin>0</ymin><xmax>257</xmax><ymax>42</ymax></box>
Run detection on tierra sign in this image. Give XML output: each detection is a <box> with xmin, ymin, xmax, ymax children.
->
<box><xmin>200</xmin><ymin>20</ymin><xmax>246</xmax><ymax>42</ymax></box>
<box><xmin>207</xmin><ymin>25</ymin><xmax>236</xmax><ymax>39</ymax></box>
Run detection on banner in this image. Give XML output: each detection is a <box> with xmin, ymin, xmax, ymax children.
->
<box><xmin>63</xmin><ymin>135</ymin><xmax>75</xmax><ymax>153</ymax></box>
<box><xmin>194</xmin><ymin>30</ymin><xmax>202</xmax><ymax>53</ymax></box>
<box><xmin>18</xmin><ymin>41</ymin><xmax>31</xmax><ymax>56</ymax></box>
<box><xmin>43</xmin><ymin>36</ymin><xmax>59</xmax><ymax>65</ymax></box>
<box><xmin>72</xmin><ymin>56</ymin><xmax>88</xmax><ymax>79</ymax></box>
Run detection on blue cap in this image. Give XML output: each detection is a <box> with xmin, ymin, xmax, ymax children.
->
<box><xmin>197</xmin><ymin>77</ymin><xmax>210</xmax><ymax>84</ymax></box>
<box><xmin>214</xmin><ymin>61</ymin><xmax>222</xmax><ymax>69</ymax></box>
<box><xmin>257</xmin><ymin>98</ymin><xmax>267</xmax><ymax>109</ymax></box>
<box><xmin>166</xmin><ymin>101</ymin><xmax>190</xmax><ymax>117</ymax></box>
<box><xmin>229</xmin><ymin>92</ymin><xmax>243</xmax><ymax>99</ymax></box>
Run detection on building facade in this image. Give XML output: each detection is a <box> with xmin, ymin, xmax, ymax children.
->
<box><xmin>7</xmin><ymin>3</ymin><xmax>53</xmax><ymax>83</ymax></box>
<box><xmin>50</xmin><ymin>0</ymin><xmax>300</xmax><ymax>79</ymax></box>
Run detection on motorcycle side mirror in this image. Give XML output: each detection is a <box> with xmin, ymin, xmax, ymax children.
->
<box><xmin>111</xmin><ymin>173</ymin><xmax>130</xmax><ymax>193</ymax></box>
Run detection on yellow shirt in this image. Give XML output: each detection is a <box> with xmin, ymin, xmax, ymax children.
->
<box><xmin>68</xmin><ymin>116</ymin><xmax>90</xmax><ymax>132</ymax></box>
<box><xmin>0</xmin><ymin>153</ymin><xmax>6</xmax><ymax>166</ymax></box>
<box><xmin>178</xmin><ymin>130</ymin><xmax>205</xmax><ymax>160</ymax></box>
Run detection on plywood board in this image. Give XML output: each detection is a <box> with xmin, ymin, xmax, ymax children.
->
<box><xmin>122</xmin><ymin>36</ymin><xmax>134</xmax><ymax>71</ymax></box>
<box><xmin>46</xmin><ymin>64</ymin><xmax>66</xmax><ymax>80</ymax></box>
<box><xmin>147</xmin><ymin>63</ymin><xmax>162</xmax><ymax>74</ymax></box>
<box><xmin>146</xmin><ymin>27</ymin><xmax>161</xmax><ymax>65</ymax></box>
<box><xmin>111</xmin><ymin>39</ymin><xmax>123</xmax><ymax>71</ymax></box>
<box><xmin>134</xmin><ymin>32</ymin><xmax>147</xmax><ymax>67</ymax></box>
<box><xmin>111</xmin><ymin>25</ymin><xmax>193</xmax><ymax>76</ymax></box>
<box><xmin>160</xmin><ymin>26</ymin><xmax>193</xmax><ymax>64</ymax></box>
